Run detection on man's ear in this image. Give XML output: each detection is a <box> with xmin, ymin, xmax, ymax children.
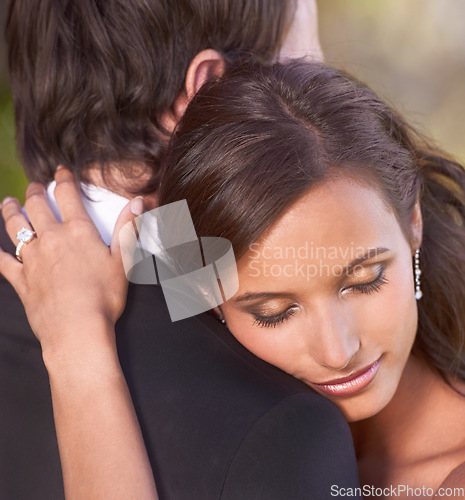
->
<box><xmin>409</xmin><ymin>199</ymin><xmax>423</xmax><ymax>253</ymax></box>
<box><xmin>162</xmin><ymin>49</ymin><xmax>225</xmax><ymax>132</ymax></box>
<box><xmin>185</xmin><ymin>49</ymin><xmax>225</xmax><ymax>100</ymax></box>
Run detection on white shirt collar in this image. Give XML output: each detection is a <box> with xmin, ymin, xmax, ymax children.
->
<box><xmin>46</xmin><ymin>182</ymin><xmax>130</xmax><ymax>246</ymax></box>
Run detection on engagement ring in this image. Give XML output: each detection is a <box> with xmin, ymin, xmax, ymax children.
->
<box><xmin>16</xmin><ymin>227</ymin><xmax>37</xmax><ymax>263</ymax></box>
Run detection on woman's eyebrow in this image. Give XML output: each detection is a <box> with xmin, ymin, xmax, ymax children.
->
<box><xmin>345</xmin><ymin>247</ymin><xmax>391</xmax><ymax>273</ymax></box>
<box><xmin>234</xmin><ymin>291</ymin><xmax>289</xmax><ymax>303</ymax></box>
<box><xmin>234</xmin><ymin>247</ymin><xmax>391</xmax><ymax>303</ymax></box>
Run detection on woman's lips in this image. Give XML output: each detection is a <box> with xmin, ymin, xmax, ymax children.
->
<box><xmin>308</xmin><ymin>357</ymin><xmax>381</xmax><ymax>398</ymax></box>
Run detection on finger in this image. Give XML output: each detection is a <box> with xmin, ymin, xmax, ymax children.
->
<box><xmin>53</xmin><ymin>167</ymin><xmax>90</xmax><ymax>222</ymax></box>
<box><xmin>23</xmin><ymin>183</ymin><xmax>59</xmax><ymax>234</ymax></box>
<box><xmin>1</xmin><ymin>198</ymin><xmax>35</xmax><ymax>248</ymax></box>
<box><xmin>0</xmin><ymin>246</ymin><xmax>25</xmax><ymax>296</ymax></box>
<box><xmin>111</xmin><ymin>197</ymin><xmax>145</xmax><ymax>261</ymax></box>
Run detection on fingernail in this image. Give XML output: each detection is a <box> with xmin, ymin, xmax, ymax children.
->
<box><xmin>130</xmin><ymin>196</ymin><xmax>144</xmax><ymax>216</ymax></box>
<box><xmin>56</xmin><ymin>165</ymin><xmax>64</xmax><ymax>171</ymax></box>
<box><xmin>1</xmin><ymin>197</ymin><xmax>15</xmax><ymax>209</ymax></box>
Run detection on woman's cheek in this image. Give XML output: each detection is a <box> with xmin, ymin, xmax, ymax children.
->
<box><xmin>357</xmin><ymin>265</ymin><xmax>417</xmax><ymax>354</ymax></box>
<box><xmin>227</xmin><ymin>318</ymin><xmax>297</xmax><ymax>373</ymax></box>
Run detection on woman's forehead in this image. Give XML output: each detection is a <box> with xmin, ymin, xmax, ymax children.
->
<box><xmin>244</xmin><ymin>175</ymin><xmax>399</xmax><ymax>259</ymax></box>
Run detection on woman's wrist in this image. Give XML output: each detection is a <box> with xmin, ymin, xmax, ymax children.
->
<box><xmin>41</xmin><ymin>316</ymin><xmax>119</xmax><ymax>380</ymax></box>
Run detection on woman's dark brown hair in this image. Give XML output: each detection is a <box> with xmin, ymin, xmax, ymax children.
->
<box><xmin>5</xmin><ymin>0</ymin><xmax>295</xmax><ymax>191</ymax></box>
<box><xmin>159</xmin><ymin>60</ymin><xmax>465</xmax><ymax>385</ymax></box>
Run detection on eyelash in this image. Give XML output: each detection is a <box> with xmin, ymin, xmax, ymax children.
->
<box><xmin>349</xmin><ymin>268</ymin><xmax>389</xmax><ymax>295</ymax></box>
<box><xmin>252</xmin><ymin>268</ymin><xmax>389</xmax><ymax>329</ymax></box>
<box><xmin>253</xmin><ymin>308</ymin><xmax>297</xmax><ymax>328</ymax></box>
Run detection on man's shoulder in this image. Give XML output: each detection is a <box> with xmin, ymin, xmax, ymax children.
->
<box><xmin>221</xmin><ymin>392</ymin><xmax>360</xmax><ymax>499</ymax></box>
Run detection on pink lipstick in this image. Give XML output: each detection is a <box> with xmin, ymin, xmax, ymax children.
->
<box><xmin>309</xmin><ymin>357</ymin><xmax>381</xmax><ymax>398</ymax></box>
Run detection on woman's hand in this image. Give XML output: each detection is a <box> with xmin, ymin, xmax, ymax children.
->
<box><xmin>0</xmin><ymin>169</ymin><xmax>159</xmax><ymax>500</ymax></box>
<box><xmin>0</xmin><ymin>168</ymin><xmax>143</xmax><ymax>357</ymax></box>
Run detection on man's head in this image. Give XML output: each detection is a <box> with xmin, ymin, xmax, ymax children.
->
<box><xmin>6</xmin><ymin>0</ymin><xmax>321</xmax><ymax>194</ymax></box>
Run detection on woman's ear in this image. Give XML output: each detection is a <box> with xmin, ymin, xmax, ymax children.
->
<box><xmin>409</xmin><ymin>199</ymin><xmax>423</xmax><ymax>253</ymax></box>
<box><xmin>161</xmin><ymin>49</ymin><xmax>225</xmax><ymax>133</ymax></box>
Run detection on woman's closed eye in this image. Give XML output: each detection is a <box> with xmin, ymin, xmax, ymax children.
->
<box><xmin>251</xmin><ymin>266</ymin><xmax>389</xmax><ymax>329</ymax></box>
<box><xmin>252</xmin><ymin>306</ymin><xmax>298</xmax><ymax>328</ymax></box>
<box><xmin>342</xmin><ymin>265</ymin><xmax>389</xmax><ymax>296</ymax></box>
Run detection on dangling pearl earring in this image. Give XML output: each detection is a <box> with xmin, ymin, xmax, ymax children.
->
<box><xmin>219</xmin><ymin>317</ymin><xmax>226</xmax><ymax>325</ymax></box>
<box><xmin>414</xmin><ymin>248</ymin><xmax>423</xmax><ymax>300</ymax></box>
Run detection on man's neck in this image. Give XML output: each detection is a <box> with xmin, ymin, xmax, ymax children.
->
<box><xmin>84</xmin><ymin>165</ymin><xmax>158</xmax><ymax>209</ymax></box>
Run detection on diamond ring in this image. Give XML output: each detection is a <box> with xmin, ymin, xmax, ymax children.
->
<box><xmin>16</xmin><ymin>227</ymin><xmax>37</xmax><ymax>263</ymax></box>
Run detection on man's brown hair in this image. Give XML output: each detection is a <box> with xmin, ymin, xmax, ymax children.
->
<box><xmin>6</xmin><ymin>0</ymin><xmax>296</xmax><ymax>191</ymax></box>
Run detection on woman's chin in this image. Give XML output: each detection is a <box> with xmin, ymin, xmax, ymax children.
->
<box><xmin>340</xmin><ymin>401</ymin><xmax>386</xmax><ymax>422</ymax></box>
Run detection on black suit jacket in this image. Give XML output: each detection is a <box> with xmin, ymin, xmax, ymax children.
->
<box><xmin>0</xmin><ymin>220</ymin><xmax>361</xmax><ymax>499</ymax></box>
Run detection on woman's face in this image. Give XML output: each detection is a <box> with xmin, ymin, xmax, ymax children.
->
<box><xmin>221</xmin><ymin>175</ymin><xmax>421</xmax><ymax>422</ymax></box>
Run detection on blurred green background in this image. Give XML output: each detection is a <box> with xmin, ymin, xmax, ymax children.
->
<box><xmin>0</xmin><ymin>0</ymin><xmax>28</xmax><ymax>202</ymax></box>
<box><xmin>318</xmin><ymin>0</ymin><xmax>465</xmax><ymax>166</ymax></box>
<box><xmin>0</xmin><ymin>0</ymin><xmax>464</xmax><ymax>201</ymax></box>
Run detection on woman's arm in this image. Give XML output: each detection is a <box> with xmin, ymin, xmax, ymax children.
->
<box><xmin>45</xmin><ymin>319</ymin><xmax>158</xmax><ymax>500</ymax></box>
<box><xmin>0</xmin><ymin>169</ymin><xmax>158</xmax><ymax>500</ymax></box>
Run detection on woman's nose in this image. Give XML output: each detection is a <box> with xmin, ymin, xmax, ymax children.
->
<box><xmin>310</xmin><ymin>304</ymin><xmax>361</xmax><ymax>371</ymax></box>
